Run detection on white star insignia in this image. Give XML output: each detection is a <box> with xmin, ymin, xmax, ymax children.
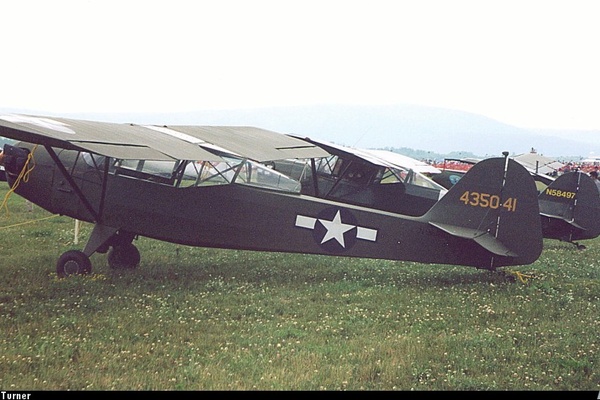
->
<box><xmin>318</xmin><ymin>210</ymin><xmax>355</xmax><ymax>247</ymax></box>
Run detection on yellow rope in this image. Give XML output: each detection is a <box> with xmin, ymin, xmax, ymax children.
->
<box><xmin>505</xmin><ymin>269</ymin><xmax>534</xmax><ymax>283</ymax></box>
<box><xmin>0</xmin><ymin>146</ymin><xmax>77</xmax><ymax>238</ymax></box>
<box><xmin>0</xmin><ymin>214</ymin><xmax>59</xmax><ymax>230</ymax></box>
<box><xmin>0</xmin><ymin>145</ymin><xmax>38</xmax><ymax>216</ymax></box>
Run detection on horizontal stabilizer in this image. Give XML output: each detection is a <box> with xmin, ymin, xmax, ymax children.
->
<box><xmin>429</xmin><ymin>221</ymin><xmax>518</xmax><ymax>257</ymax></box>
<box><xmin>539</xmin><ymin>213</ymin><xmax>587</xmax><ymax>230</ymax></box>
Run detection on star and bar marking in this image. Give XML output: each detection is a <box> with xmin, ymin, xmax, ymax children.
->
<box><xmin>295</xmin><ymin>208</ymin><xmax>378</xmax><ymax>250</ymax></box>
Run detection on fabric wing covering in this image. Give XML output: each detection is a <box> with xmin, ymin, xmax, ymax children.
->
<box><xmin>0</xmin><ymin>114</ymin><xmax>329</xmax><ymax>162</ymax></box>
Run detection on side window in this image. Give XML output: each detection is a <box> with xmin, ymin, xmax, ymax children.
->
<box><xmin>235</xmin><ymin>160</ymin><xmax>301</xmax><ymax>192</ymax></box>
<box><xmin>379</xmin><ymin>167</ymin><xmax>402</xmax><ymax>184</ymax></box>
<box><xmin>96</xmin><ymin>154</ymin><xmax>302</xmax><ymax>193</ymax></box>
<box><xmin>193</xmin><ymin>160</ymin><xmax>242</xmax><ymax>186</ymax></box>
<box><xmin>82</xmin><ymin>152</ymin><xmax>107</xmax><ymax>169</ymax></box>
<box><xmin>340</xmin><ymin>162</ymin><xmax>378</xmax><ymax>185</ymax></box>
<box><xmin>191</xmin><ymin>158</ymin><xmax>301</xmax><ymax>193</ymax></box>
<box><xmin>113</xmin><ymin>159</ymin><xmax>180</xmax><ymax>185</ymax></box>
<box><xmin>315</xmin><ymin>156</ymin><xmax>340</xmax><ymax>176</ymax></box>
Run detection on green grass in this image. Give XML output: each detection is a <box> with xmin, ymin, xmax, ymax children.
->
<box><xmin>0</xmin><ymin>189</ymin><xmax>598</xmax><ymax>390</ymax></box>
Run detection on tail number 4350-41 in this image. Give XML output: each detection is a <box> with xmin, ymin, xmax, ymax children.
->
<box><xmin>460</xmin><ymin>191</ymin><xmax>518</xmax><ymax>212</ymax></box>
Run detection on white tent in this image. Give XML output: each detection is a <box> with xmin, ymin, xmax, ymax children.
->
<box><xmin>513</xmin><ymin>152</ymin><xmax>564</xmax><ymax>175</ymax></box>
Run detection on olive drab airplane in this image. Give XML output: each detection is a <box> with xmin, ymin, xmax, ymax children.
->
<box><xmin>431</xmin><ymin>158</ymin><xmax>600</xmax><ymax>249</ymax></box>
<box><xmin>0</xmin><ymin>114</ymin><xmax>543</xmax><ymax>277</ymax></box>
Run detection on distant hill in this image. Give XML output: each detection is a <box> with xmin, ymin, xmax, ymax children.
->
<box><xmin>1</xmin><ymin>104</ymin><xmax>599</xmax><ymax>159</ymax></box>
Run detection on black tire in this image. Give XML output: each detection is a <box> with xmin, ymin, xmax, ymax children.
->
<box><xmin>56</xmin><ymin>250</ymin><xmax>92</xmax><ymax>278</ymax></box>
<box><xmin>108</xmin><ymin>243</ymin><xmax>140</xmax><ymax>269</ymax></box>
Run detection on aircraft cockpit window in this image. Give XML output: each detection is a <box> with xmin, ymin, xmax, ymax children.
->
<box><xmin>406</xmin><ymin>169</ymin><xmax>446</xmax><ymax>191</ymax></box>
<box><xmin>411</xmin><ymin>173</ymin><xmax>434</xmax><ymax>189</ymax></box>
<box><xmin>379</xmin><ymin>166</ymin><xmax>443</xmax><ymax>190</ymax></box>
<box><xmin>114</xmin><ymin>159</ymin><xmax>180</xmax><ymax>185</ymax></box>
<box><xmin>234</xmin><ymin>159</ymin><xmax>301</xmax><ymax>192</ymax></box>
<box><xmin>315</xmin><ymin>156</ymin><xmax>340</xmax><ymax>176</ymax></box>
<box><xmin>340</xmin><ymin>162</ymin><xmax>378</xmax><ymax>185</ymax></box>
<box><xmin>106</xmin><ymin>155</ymin><xmax>301</xmax><ymax>192</ymax></box>
<box><xmin>267</xmin><ymin>159</ymin><xmax>312</xmax><ymax>182</ymax></box>
<box><xmin>378</xmin><ymin>167</ymin><xmax>403</xmax><ymax>184</ymax></box>
<box><xmin>192</xmin><ymin>157</ymin><xmax>301</xmax><ymax>193</ymax></box>
<box><xmin>82</xmin><ymin>152</ymin><xmax>108</xmax><ymax>169</ymax></box>
<box><xmin>193</xmin><ymin>159</ymin><xmax>240</xmax><ymax>186</ymax></box>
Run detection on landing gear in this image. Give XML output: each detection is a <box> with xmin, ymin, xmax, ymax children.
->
<box><xmin>108</xmin><ymin>242</ymin><xmax>141</xmax><ymax>269</ymax></box>
<box><xmin>56</xmin><ymin>250</ymin><xmax>92</xmax><ymax>278</ymax></box>
<box><xmin>55</xmin><ymin>224</ymin><xmax>141</xmax><ymax>277</ymax></box>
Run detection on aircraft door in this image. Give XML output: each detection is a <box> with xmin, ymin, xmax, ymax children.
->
<box><xmin>51</xmin><ymin>149</ymin><xmax>82</xmax><ymax>216</ymax></box>
<box><xmin>51</xmin><ymin>149</ymin><xmax>102</xmax><ymax>221</ymax></box>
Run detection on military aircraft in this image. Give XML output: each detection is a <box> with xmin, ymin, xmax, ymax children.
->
<box><xmin>430</xmin><ymin>157</ymin><xmax>600</xmax><ymax>249</ymax></box>
<box><xmin>0</xmin><ymin>114</ymin><xmax>543</xmax><ymax>277</ymax></box>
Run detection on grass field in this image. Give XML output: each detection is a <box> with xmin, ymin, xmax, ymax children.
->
<box><xmin>0</xmin><ymin>188</ymin><xmax>598</xmax><ymax>390</ymax></box>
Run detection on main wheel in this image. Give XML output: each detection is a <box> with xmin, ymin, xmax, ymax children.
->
<box><xmin>56</xmin><ymin>250</ymin><xmax>92</xmax><ymax>278</ymax></box>
<box><xmin>108</xmin><ymin>243</ymin><xmax>140</xmax><ymax>269</ymax></box>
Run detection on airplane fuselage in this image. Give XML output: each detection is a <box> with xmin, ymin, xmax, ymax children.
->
<box><xmin>7</xmin><ymin>144</ymin><xmax>540</xmax><ymax>269</ymax></box>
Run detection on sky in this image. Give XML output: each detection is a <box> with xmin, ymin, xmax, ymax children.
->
<box><xmin>1</xmin><ymin>0</ymin><xmax>599</xmax><ymax>130</ymax></box>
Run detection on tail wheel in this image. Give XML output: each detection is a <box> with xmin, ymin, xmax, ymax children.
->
<box><xmin>57</xmin><ymin>250</ymin><xmax>92</xmax><ymax>278</ymax></box>
<box><xmin>108</xmin><ymin>243</ymin><xmax>140</xmax><ymax>269</ymax></box>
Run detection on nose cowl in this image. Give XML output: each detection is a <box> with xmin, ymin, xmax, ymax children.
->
<box><xmin>1</xmin><ymin>144</ymin><xmax>31</xmax><ymax>182</ymax></box>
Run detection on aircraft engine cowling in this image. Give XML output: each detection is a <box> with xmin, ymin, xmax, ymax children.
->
<box><xmin>2</xmin><ymin>144</ymin><xmax>31</xmax><ymax>184</ymax></box>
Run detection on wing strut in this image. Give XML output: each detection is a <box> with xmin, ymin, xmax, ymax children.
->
<box><xmin>44</xmin><ymin>145</ymin><xmax>101</xmax><ymax>222</ymax></box>
<box><xmin>97</xmin><ymin>156</ymin><xmax>110</xmax><ymax>220</ymax></box>
<box><xmin>310</xmin><ymin>158</ymin><xmax>320</xmax><ymax>197</ymax></box>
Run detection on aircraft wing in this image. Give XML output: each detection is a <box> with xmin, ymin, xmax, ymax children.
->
<box><xmin>173</xmin><ymin>126</ymin><xmax>329</xmax><ymax>162</ymax></box>
<box><xmin>289</xmin><ymin>135</ymin><xmax>396</xmax><ymax>167</ymax></box>
<box><xmin>360</xmin><ymin>149</ymin><xmax>441</xmax><ymax>174</ymax></box>
<box><xmin>0</xmin><ymin>114</ymin><xmax>329</xmax><ymax>162</ymax></box>
<box><xmin>290</xmin><ymin>135</ymin><xmax>442</xmax><ymax>174</ymax></box>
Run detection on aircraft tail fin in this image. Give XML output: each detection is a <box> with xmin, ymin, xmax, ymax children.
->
<box><xmin>539</xmin><ymin>171</ymin><xmax>600</xmax><ymax>240</ymax></box>
<box><xmin>423</xmin><ymin>155</ymin><xmax>543</xmax><ymax>267</ymax></box>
